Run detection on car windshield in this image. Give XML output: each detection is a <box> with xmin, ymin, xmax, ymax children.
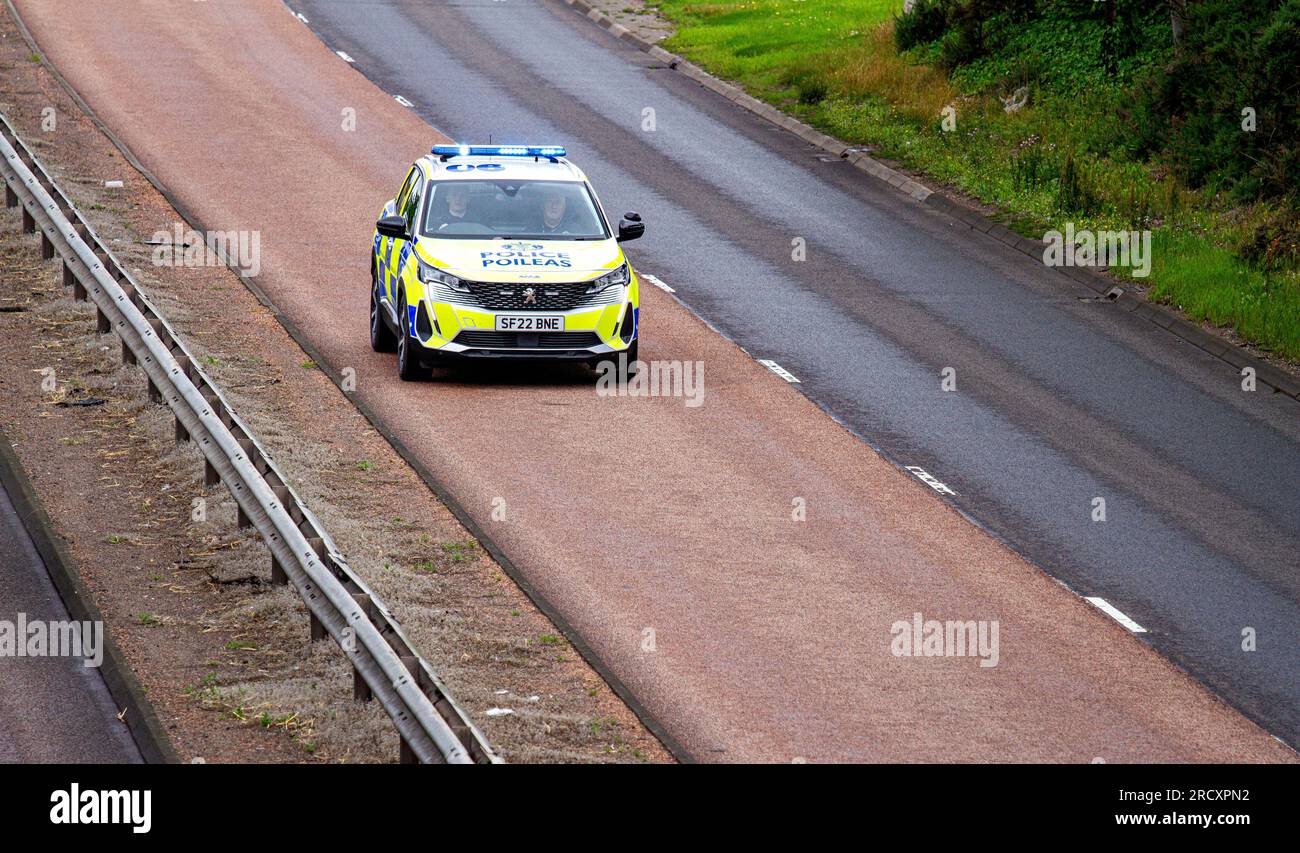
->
<box><xmin>422</xmin><ymin>179</ymin><xmax>608</xmax><ymax>240</ymax></box>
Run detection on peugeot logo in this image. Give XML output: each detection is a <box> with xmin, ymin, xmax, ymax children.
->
<box><xmin>522</xmin><ymin>287</ymin><xmax>538</xmax><ymax>305</ymax></box>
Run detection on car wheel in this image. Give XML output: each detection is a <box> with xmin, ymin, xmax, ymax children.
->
<box><xmin>396</xmin><ymin>291</ymin><xmax>430</xmax><ymax>381</ymax></box>
<box><xmin>370</xmin><ymin>263</ymin><xmax>397</xmax><ymax>353</ymax></box>
<box><xmin>623</xmin><ymin>338</ymin><xmax>639</xmax><ymax>375</ymax></box>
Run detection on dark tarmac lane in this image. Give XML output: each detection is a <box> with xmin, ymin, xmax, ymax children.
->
<box><xmin>294</xmin><ymin>0</ymin><xmax>1300</xmax><ymax>744</ymax></box>
<box><xmin>0</xmin><ymin>464</ymin><xmax>140</xmax><ymax>763</ymax></box>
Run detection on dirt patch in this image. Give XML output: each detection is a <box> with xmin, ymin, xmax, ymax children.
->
<box><xmin>0</xmin><ymin>12</ymin><xmax>670</xmax><ymax>763</ymax></box>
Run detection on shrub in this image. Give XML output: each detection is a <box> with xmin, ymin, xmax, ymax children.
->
<box><xmin>894</xmin><ymin>0</ymin><xmax>951</xmax><ymax>52</ymax></box>
<box><xmin>1239</xmin><ymin>205</ymin><xmax>1300</xmax><ymax>271</ymax></box>
<box><xmin>1132</xmin><ymin>0</ymin><xmax>1300</xmax><ymax>201</ymax></box>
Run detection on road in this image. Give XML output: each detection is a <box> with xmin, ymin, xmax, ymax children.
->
<box><xmin>0</xmin><ymin>444</ymin><xmax>142</xmax><ymax>762</ymax></box>
<box><xmin>11</xmin><ymin>0</ymin><xmax>1296</xmax><ymax>761</ymax></box>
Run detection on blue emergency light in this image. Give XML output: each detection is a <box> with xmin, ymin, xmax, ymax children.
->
<box><xmin>432</xmin><ymin>144</ymin><xmax>567</xmax><ymax>161</ymax></box>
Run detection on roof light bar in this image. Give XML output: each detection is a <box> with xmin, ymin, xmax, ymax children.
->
<box><xmin>432</xmin><ymin>144</ymin><xmax>566</xmax><ymax>160</ymax></box>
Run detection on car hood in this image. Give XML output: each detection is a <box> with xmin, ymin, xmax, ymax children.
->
<box><xmin>414</xmin><ymin>238</ymin><xmax>623</xmax><ymax>283</ymax></box>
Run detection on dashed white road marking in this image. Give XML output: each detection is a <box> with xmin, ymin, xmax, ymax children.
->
<box><xmin>336</xmin><ymin>50</ymin><xmax>355</xmax><ymax>63</ymax></box>
<box><xmin>294</xmin><ymin>12</ymin><xmax>309</xmax><ymax>24</ymax></box>
<box><xmin>758</xmin><ymin>359</ymin><xmax>800</xmax><ymax>383</ymax></box>
<box><xmin>904</xmin><ymin>466</ymin><xmax>958</xmax><ymax>496</ymax></box>
<box><xmin>1085</xmin><ymin>597</ymin><xmax>1147</xmax><ymax>633</ymax></box>
<box><xmin>394</xmin><ymin>95</ymin><xmax>414</xmax><ymax>108</ymax></box>
<box><xmin>641</xmin><ymin>272</ymin><xmax>675</xmax><ymax>293</ymax></box>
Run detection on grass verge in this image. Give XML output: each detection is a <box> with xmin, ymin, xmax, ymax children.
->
<box><xmin>652</xmin><ymin>0</ymin><xmax>1300</xmax><ymax>361</ymax></box>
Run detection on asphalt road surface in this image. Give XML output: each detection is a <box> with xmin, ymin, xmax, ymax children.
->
<box><xmin>12</xmin><ymin>0</ymin><xmax>1296</xmax><ymax>761</ymax></box>
<box><xmin>0</xmin><ymin>456</ymin><xmax>141</xmax><ymax>762</ymax></box>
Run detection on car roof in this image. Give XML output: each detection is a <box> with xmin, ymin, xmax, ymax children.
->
<box><xmin>416</xmin><ymin>155</ymin><xmax>588</xmax><ymax>183</ymax></box>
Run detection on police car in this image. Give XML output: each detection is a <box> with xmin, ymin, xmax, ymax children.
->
<box><xmin>369</xmin><ymin>144</ymin><xmax>644</xmax><ymax>380</ymax></box>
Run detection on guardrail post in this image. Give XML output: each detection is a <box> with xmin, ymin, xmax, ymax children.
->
<box><xmin>309</xmin><ymin>612</ymin><xmax>326</xmax><ymax>642</ymax></box>
<box><xmin>96</xmin><ymin>308</ymin><xmax>111</xmax><ymax>334</ymax></box>
<box><xmin>175</xmin><ymin>417</ymin><xmax>189</xmax><ymax>443</ymax></box>
<box><xmin>353</xmin><ymin>667</ymin><xmax>373</xmax><ymax>702</ymax></box>
<box><xmin>399</xmin><ymin>737</ymin><xmax>417</xmax><ymax>764</ymax></box>
<box><xmin>4</xmin><ymin>185</ymin><xmax>15</xmax><ymax>207</ymax></box>
<box><xmin>236</xmin><ymin>504</ymin><xmax>253</xmax><ymax>529</ymax></box>
<box><xmin>61</xmin><ymin>260</ymin><xmax>74</xmax><ymax>288</ymax></box>
<box><xmin>270</xmin><ymin>556</ymin><xmax>287</xmax><ymax>585</ymax></box>
<box><xmin>72</xmin><ymin>275</ymin><xmax>87</xmax><ymax>301</ymax></box>
<box><xmin>40</xmin><ymin>231</ymin><xmax>54</xmax><ymax>259</ymax></box>
<box><xmin>204</xmin><ymin>459</ymin><xmax>219</xmax><ymax>488</ymax></box>
<box><xmin>121</xmin><ymin>339</ymin><xmax>137</xmax><ymax>366</ymax></box>
<box><xmin>21</xmin><ymin>206</ymin><xmax>34</xmax><ymax>233</ymax></box>
<box><xmin>146</xmin><ymin>377</ymin><xmax>162</xmax><ymax>403</ymax></box>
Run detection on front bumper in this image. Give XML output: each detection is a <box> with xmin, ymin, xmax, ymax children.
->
<box><xmin>410</xmin><ymin>297</ymin><xmax>636</xmax><ymax>363</ymax></box>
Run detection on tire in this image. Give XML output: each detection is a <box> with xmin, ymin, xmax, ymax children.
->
<box><xmin>396</xmin><ymin>291</ymin><xmax>430</xmax><ymax>381</ymax></box>
<box><xmin>589</xmin><ymin>339</ymin><xmax>638</xmax><ymax>374</ymax></box>
<box><xmin>370</xmin><ymin>261</ymin><xmax>397</xmax><ymax>353</ymax></box>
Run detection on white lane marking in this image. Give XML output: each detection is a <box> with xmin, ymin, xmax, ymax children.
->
<box><xmin>336</xmin><ymin>51</ymin><xmax>355</xmax><ymax>64</ymax></box>
<box><xmin>904</xmin><ymin>465</ymin><xmax>958</xmax><ymax>496</ymax></box>
<box><xmin>294</xmin><ymin>12</ymin><xmax>309</xmax><ymax>24</ymax></box>
<box><xmin>758</xmin><ymin>359</ymin><xmax>800</xmax><ymax>383</ymax></box>
<box><xmin>394</xmin><ymin>95</ymin><xmax>414</xmax><ymax>108</ymax></box>
<box><xmin>641</xmin><ymin>272</ymin><xmax>675</xmax><ymax>293</ymax></box>
<box><xmin>1085</xmin><ymin>597</ymin><xmax>1147</xmax><ymax>633</ymax></box>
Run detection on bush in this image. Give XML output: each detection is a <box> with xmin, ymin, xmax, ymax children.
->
<box><xmin>937</xmin><ymin>21</ymin><xmax>984</xmax><ymax>69</ymax></box>
<box><xmin>1132</xmin><ymin>0</ymin><xmax>1300</xmax><ymax>201</ymax></box>
<box><xmin>1239</xmin><ymin>206</ymin><xmax>1300</xmax><ymax>271</ymax></box>
<box><xmin>894</xmin><ymin>0</ymin><xmax>951</xmax><ymax>52</ymax></box>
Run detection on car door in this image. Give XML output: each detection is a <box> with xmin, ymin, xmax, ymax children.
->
<box><xmin>383</xmin><ymin>167</ymin><xmax>419</xmax><ymax>302</ymax></box>
<box><xmin>390</xmin><ymin>171</ymin><xmax>424</xmax><ymax>304</ymax></box>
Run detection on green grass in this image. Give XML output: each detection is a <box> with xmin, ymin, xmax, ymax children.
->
<box><xmin>656</xmin><ymin>0</ymin><xmax>894</xmax><ymax>93</ymax></box>
<box><xmin>1147</xmin><ymin>232</ymin><xmax>1300</xmax><ymax>352</ymax></box>
<box><xmin>654</xmin><ymin>1</ymin><xmax>1300</xmax><ymax>358</ymax></box>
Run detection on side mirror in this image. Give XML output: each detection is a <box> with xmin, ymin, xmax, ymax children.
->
<box><xmin>617</xmin><ymin>211</ymin><xmax>644</xmax><ymax>243</ymax></box>
<box><xmin>376</xmin><ymin>214</ymin><xmax>409</xmax><ymax>240</ymax></box>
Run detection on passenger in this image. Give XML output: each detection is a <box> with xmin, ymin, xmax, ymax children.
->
<box><xmin>432</xmin><ymin>184</ymin><xmax>479</xmax><ymax>231</ymax></box>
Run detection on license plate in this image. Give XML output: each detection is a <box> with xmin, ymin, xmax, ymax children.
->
<box><xmin>495</xmin><ymin>315</ymin><xmax>564</xmax><ymax>332</ymax></box>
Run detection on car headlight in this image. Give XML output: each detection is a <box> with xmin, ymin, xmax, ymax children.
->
<box><xmin>586</xmin><ymin>263</ymin><xmax>629</xmax><ymax>294</ymax></box>
<box><xmin>418</xmin><ymin>259</ymin><xmax>469</xmax><ymax>292</ymax></box>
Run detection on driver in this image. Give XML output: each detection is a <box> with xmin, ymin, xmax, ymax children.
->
<box><xmin>539</xmin><ymin>189</ymin><xmax>568</xmax><ymax>235</ymax></box>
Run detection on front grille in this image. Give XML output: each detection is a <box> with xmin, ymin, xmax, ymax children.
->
<box><xmin>453</xmin><ymin>331</ymin><xmax>603</xmax><ymax>350</ymax></box>
<box><xmin>461</xmin><ymin>280</ymin><xmax>621</xmax><ymax>311</ymax></box>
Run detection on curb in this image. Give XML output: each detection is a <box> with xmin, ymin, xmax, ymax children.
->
<box><xmin>0</xmin><ymin>426</ymin><xmax>179</xmax><ymax>764</ymax></box>
<box><xmin>561</xmin><ymin>0</ymin><xmax>1300</xmax><ymax>403</ymax></box>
